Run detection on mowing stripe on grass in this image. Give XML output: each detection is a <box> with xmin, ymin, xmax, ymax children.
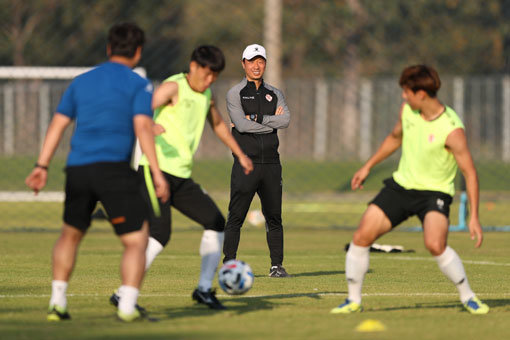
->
<box><xmin>1</xmin><ymin>292</ymin><xmax>508</xmax><ymax>299</ymax></box>
<box><xmin>76</xmin><ymin>254</ymin><xmax>510</xmax><ymax>267</ymax></box>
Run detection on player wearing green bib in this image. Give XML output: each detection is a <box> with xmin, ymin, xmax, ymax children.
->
<box><xmin>331</xmin><ymin>65</ymin><xmax>489</xmax><ymax>315</ymax></box>
<box><xmin>110</xmin><ymin>46</ymin><xmax>253</xmax><ymax>311</ymax></box>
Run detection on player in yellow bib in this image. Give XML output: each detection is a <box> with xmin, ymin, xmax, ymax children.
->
<box><xmin>331</xmin><ymin>65</ymin><xmax>489</xmax><ymax>315</ymax></box>
<box><xmin>110</xmin><ymin>46</ymin><xmax>253</xmax><ymax>311</ymax></box>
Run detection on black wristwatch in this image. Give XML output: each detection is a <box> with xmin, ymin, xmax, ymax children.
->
<box><xmin>249</xmin><ymin>114</ymin><xmax>257</xmax><ymax>121</ymax></box>
<box><xmin>34</xmin><ymin>163</ymin><xmax>49</xmax><ymax>170</ymax></box>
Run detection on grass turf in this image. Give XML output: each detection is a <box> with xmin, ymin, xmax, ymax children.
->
<box><xmin>0</xmin><ymin>228</ymin><xmax>508</xmax><ymax>340</ymax></box>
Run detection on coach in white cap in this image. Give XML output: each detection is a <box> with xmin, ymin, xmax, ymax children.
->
<box><xmin>242</xmin><ymin>44</ymin><xmax>267</xmax><ymax>61</ymax></box>
<box><xmin>223</xmin><ymin>44</ymin><xmax>291</xmax><ymax>278</ymax></box>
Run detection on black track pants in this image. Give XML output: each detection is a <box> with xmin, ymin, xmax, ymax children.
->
<box><xmin>223</xmin><ymin>161</ymin><xmax>283</xmax><ymax>266</ymax></box>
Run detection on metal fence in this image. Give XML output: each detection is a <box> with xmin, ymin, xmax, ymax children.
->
<box><xmin>2</xmin><ymin>74</ymin><xmax>510</xmax><ymax>162</ymax></box>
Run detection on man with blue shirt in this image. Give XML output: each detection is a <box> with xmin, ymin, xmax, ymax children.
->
<box><xmin>25</xmin><ymin>22</ymin><xmax>169</xmax><ymax>322</ymax></box>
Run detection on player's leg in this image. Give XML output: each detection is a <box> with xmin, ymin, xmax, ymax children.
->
<box><xmin>111</xmin><ymin>167</ymin><xmax>171</xmax><ymax>314</ymax></box>
<box><xmin>332</xmin><ymin>179</ymin><xmax>406</xmax><ymax>314</ymax></box>
<box><xmin>257</xmin><ymin>163</ymin><xmax>288</xmax><ymax>277</ymax></box>
<box><xmin>116</xmin><ymin>221</ymin><xmax>149</xmax><ymax>320</ymax></box>
<box><xmin>99</xmin><ymin>162</ymin><xmax>150</xmax><ymax>321</ymax></box>
<box><xmin>223</xmin><ymin>160</ymin><xmax>259</xmax><ymax>263</ymax></box>
<box><xmin>48</xmin><ymin>166</ymin><xmax>96</xmax><ymax>321</ymax></box>
<box><xmin>48</xmin><ymin>224</ymin><xmax>86</xmax><ymax>321</ymax></box>
<box><xmin>139</xmin><ymin>166</ymin><xmax>173</xmax><ymax>271</ymax></box>
<box><xmin>172</xmin><ymin>177</ymin><xmax>226</xmax><ymax>309</ymax></box>
<box><xmin>422</xmin><ymin>210</ymin><xmax>489</xmax><ymax>314</ymax></box>
<box><xmin>331</xmin><ymin>204</ymin><xmax>392</xmax><ymax>314</ymax></box>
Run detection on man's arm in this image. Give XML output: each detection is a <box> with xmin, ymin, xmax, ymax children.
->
<box><xmin>351</xmin><ymin>105</ymin><xmax>404</xmax><ymax>190</ymax></box>
<box><xmin>446</xmin><ymin>128</ymin><xmax>482</xmax><ymax>248</ymax></box>
<box><xmin>208</xmin><ymin>101</ymin><xmax>253</xmax><ymax>175</ymax></box>
<box><xmin>25</xmin><ymin>113</ymin><xmax>72</xmax><ymax>194</ymax></box>
<box><xmin>227</xmin><ymin>87</ymin><xmax>273</xmax><ymax>134</ymax></box>
<box><xmin>152</xmin><ymin>81</ymin><xmax>178</xmax><ymax>110</ymax></box>
<box><xmin>134</xmin><ymin>114</ymin><xmax>169</xmax><ymax>202</ymax></box>
<box><xmin>260</xmin><ymin>88</ymin><xmax>290</xmax><ymax>129</ymax></box>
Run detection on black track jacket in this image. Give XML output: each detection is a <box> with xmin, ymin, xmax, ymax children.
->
<box><xmin>226</xmin><ymin>78</ymin><xmax>290</xmax><ymax>163</ymax></box>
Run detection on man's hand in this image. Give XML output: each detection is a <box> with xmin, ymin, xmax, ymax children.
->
<box><xmin>152</xmin><ymin>124</ymin><xmax>165</xmax><ymax>136</ymax></box>
<box><xmin>152</xmin><ymin>172</ymin><xmax>170</xmax><ymax>203</ymax></box>
<box><xmin>351</xmin><ymin>166</ymin><xmax>370</xmax><ymax>190</ymax></box>
<box><xmin>239</xmin><ymin>154</ymin><xmax>254</xmax><ymax>175</ymax></box>
<box><xmin>468</xmin><ymin>217</ymin><xmax>483</xmax><ymax>248</ymax></box>
<box><xmin>25</xmin><ymin>167</ymin><xmax>48</xmax><ymax>195</ymax></box>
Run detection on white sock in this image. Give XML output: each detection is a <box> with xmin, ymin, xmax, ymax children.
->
<box><xmin>50</xmin><ymin>280</ymin><xmax>68</xmax><ymax>309</ymax></box>
<box><xmin>198</xmin><ymin>230</ymin><xmax>224</xmax><ymax>291</ymax></box>
<box><xmin>118</xmin><ymin>285</ymin><xmax>139</xmax><ymax>315</ymax></box>
<box><xmin>345</xmin><ymin>242</ymin><xmax>370</xmax><ymax>304</ymax></box>
<box><xmin>145</xmin><ymin>237</ymin><xmax>164</xmax><ymax>271</ymax></box>
<box><xmin>435</xmin><ymin>246</ymin><xmax>475</xmax><ymax>303</ymax></box>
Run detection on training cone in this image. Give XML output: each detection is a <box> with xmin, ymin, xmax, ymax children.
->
<box><xmin>355</xmin><ymin>319</ymin><xmax>386</xmax><ymax>332</ymax></box>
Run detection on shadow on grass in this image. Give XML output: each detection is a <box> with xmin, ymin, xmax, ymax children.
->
<box><xmin>156</xmin><ymin>291</ymin><xmax>346</xmax><ymax>319</ymax></box>
<box><xmin>367</xmin><ymin>298</ymin><xmax>510</xmax><ymax>312</ymax></box>
<box><xmin>253</xmin><ymin>270</ymin><xmax>344</xmax><ymax>278</ymax></box>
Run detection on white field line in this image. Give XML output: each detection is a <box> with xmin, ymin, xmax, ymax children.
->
<box><xmin>0</xmin><ymin>191</ymin><xmax>64</xmax><ymax>202</ymax></box>
<box><xmin>1</xmin><ymin>292</ymin><xmax>509</xmax><ymax>299</ymax></box>
<box><xmin>377</xmin><ymin>255</ymin><xmax>510</xmax><ymax>267</ymax></box>
<box><xmin>152</xmin><ymin>254</ymin><xmax>510</xmax><ymax>267</ymax></box>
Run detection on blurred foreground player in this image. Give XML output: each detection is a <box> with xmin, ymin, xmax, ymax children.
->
<box><xmin>25</xmin><ymin>22</ymin><xmax>169</xmax><ymax>322</ymax></box>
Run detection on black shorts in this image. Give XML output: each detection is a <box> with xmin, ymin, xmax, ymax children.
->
<box><xmin>139</xmin><ymin>165</ymin><xmax>225</xmax><ymax>246</ymax></box>
<box><xmin>370</xmin><ymin>178</ymin><xmax>453</xmax><ymax>227</ymax></box>
<box><xmin>64</xmin><ymin>162</ymin><xmax>148</xmax><ymax>235</ymax></box>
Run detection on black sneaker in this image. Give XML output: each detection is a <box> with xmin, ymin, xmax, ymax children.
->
<box><xmin>269</xmin><ymin>265</ymin><xmax>290</xmax><ymax>277</ymax></box>
<box><xmin>47</xmin><ymin>305</ymin><xmax>71</xmax><ymax>321</ymax></box>
<box><xmin>192</xmin><ymin>288</ymin><xmax>227</xmax><ymax>310</ymax></box>
<box><xmin>109</xmin><ymin>292</ymin><xmax>147</xmax><ymax>316</ymax></box>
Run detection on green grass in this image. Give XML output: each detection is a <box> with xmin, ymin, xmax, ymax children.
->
<box><xmin>6</xmin><ymin>156</ymin><xmax>510</xmax><ymax>193</ymax></box>
<box><xmin>0</xmin><ymin>228</ymin><xmax>508</xmax><ymax>339</ymax></box>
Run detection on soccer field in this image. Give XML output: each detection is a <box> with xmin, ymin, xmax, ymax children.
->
<box><xmin>1</xmin><ymin>228</ymin><xmax>508</xmax><ymax>340</ymax></box>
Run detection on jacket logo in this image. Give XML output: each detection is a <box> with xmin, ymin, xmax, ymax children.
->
<box><xmin>265</xmin><ymin>94</ymin><xmax>273</xmax><ymax>102</ymax></box>
<box><xmin>242</xmin><ymin>96</ymin><xmax>255</xmax><ymax>99</ymax></box>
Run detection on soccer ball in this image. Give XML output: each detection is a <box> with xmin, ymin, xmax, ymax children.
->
<box><xmin>218</xmin><ymin>260</ymin><xmax>254</xmax><ymax>295</ymax></box>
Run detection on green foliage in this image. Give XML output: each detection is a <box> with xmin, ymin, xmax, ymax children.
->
<box><xmin>1</xmin><ymin>0</ymin><xmax>510</xmax><ymax>78</ymax></box>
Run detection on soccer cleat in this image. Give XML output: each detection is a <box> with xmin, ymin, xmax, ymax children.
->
<box><xmin>47</xmin><ymin>305</ymin><xmax>71</xmax><ymax>321</ymax></box>
<box><xmin>269</xmin><ymin>265</ymin><xmax>290</xmax><ymax>278</ymax></box>
<box><xmin>109</xmin><ymin>292</ymin><xmax>147</xmax><ymax>316</ymax></box>
<box><xmin>192</xmin><ymin>288</ymin><xmax>227</xmax><ymax>310</ymax></box>
<box><xmin>463</xmin><ymin>297</ymin><xmax>489</xmax><ymax>315</ymax></box>
<box><xmin>330</xmin><ymin>299</ymin><xmax>363</xmax><ymax>314</ymax></box>
<box><xmin>117</xmin><ymin>309</ymin><xmax>142</xmax><ymax>322</ymax></box>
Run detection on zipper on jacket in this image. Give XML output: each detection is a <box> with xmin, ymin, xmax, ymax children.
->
<box><xmin>256</xmin><ymin>88</ymin><xmax>264</xmax><ymax>163</ymax></box>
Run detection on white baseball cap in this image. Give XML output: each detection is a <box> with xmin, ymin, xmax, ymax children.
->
<box><xmin>242</xmin><ymin>44</ymin><xmax>266</xmax><ymax>61</ymax></box>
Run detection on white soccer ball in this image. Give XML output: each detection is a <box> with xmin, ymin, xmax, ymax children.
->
<box><xmin>218</xmin><ymin>260</ymin><xmax>254</xmax><ymax>295</ymax></box>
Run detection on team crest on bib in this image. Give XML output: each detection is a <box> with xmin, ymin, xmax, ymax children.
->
<box><xmin>265</xmin><ymin>94</ymin><xmax>273</xmax><ymax>102</ymax></box>
<box><xmin>428</xmin><ymin>134</ymin><xmax>435</xmax><ymax>143</ymax></box>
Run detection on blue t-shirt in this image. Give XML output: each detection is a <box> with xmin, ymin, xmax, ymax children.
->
<box><xmin>56</xmin><ymin>61</ymin><xmax>153</xmax><ymax>166</ymax></box>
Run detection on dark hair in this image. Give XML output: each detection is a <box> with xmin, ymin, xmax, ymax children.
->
<box><xmin>191</xmin><ymin>45</ymin><xmax>225</xmax><ymax>72</ymax></box>
<box><xmin>399</xmin><ymin>65</ymin><xmax>441</xmax><ymax>97</ymax></box>
<box><xmin>108</xmin><ymin>22</ymin><xmax>145</xmax><ymax>58</ymax></box>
